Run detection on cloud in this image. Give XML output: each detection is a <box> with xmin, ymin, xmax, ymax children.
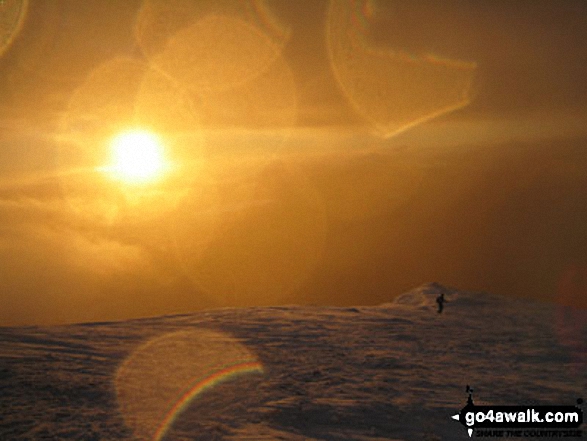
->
<box><xmin>0</xmin><ymin>182</ymin><xmax>166</xmax><ymax>325</ymax></box>
<box><xmin>386</xmin><ymin>111</ymin><xmax>587</xmax><ymax>149</ymax></box>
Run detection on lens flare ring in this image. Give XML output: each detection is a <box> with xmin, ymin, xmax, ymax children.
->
<box><xmin>153</xmin><ymin>361</ymin><xmax>264</xmax><ymax>441</ymax></box>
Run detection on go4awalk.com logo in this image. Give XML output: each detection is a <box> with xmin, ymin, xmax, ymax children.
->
<box><xmin>451</xmin><ymin>386</ymin><xmax>584</xmax><ymax>438</ymax></box>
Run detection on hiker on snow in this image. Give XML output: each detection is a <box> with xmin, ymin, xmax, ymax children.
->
<box><xmin>436</xmin><ymin>293</ymin><xmax>446</xmax><ymax>313</ymax></box>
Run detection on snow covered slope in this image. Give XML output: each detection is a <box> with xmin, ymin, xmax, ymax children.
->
<box><xmin>1</xmin><ymin>283</ymin><xmax>585</xmax><ymax>440</ymax></box>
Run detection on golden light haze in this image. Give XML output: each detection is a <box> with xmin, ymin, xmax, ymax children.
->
<box><xmin>0</xmin><ymin>0</ymin><xmax>586</xmax><ymax>325</ymax></box>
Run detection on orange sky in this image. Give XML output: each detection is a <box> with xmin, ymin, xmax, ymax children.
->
<box><xmin>1</xmin><ymin>0</ymin><xmax>586</xmax><ymax>325</ymax></box>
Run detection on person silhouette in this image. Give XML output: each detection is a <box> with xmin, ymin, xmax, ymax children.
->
<box><xmin>466</xmin><ymin>385</ymin><xmax>474</xmax><ymax>406</ymax></box>
<box><xmin>436</xmin><ymin>293</ymin><xmax>446</xmax><ymax>313</ymax></box>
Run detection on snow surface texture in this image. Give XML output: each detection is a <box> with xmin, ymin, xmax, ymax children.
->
<box><xmin>1</xmin><ymin>283</ymin><xmax>585</xmax><ymax>440</ymax></box>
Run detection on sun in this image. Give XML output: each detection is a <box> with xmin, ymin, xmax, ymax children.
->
<box><xmin>106</xmin><ymin>129</ymin><xmax>167</xmax><ymax>184</ymax></box>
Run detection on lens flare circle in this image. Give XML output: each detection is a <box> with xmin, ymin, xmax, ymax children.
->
<box><xmin>153</xmin><ymin>361</ymin><xmax>263</xmax><ymax>441</ymax></box>
<box><xmin>326</xmin><ymin>0</ymin><xmax>477</xmax><ymax>138</ymax></box>
<box><xmin>108</xmin><ymin>129</ymin><xmax>166</xmax><ymax>184</ymax></box>
<box><xmin>0</xmin><ymin>0</ymin><xmax>28</xmax><ymax>58</ymax></box>
<box><xmin>115</xmin><ymin>329</ymin><xmax>264</xmax><ymax>440</ymax></box>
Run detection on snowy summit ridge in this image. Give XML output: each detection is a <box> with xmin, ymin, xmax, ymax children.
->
<box><xmin>0</xmin><ymin>285</ymin><xmax>585</xmax><ymax>440</ymax></box>
<box><xmin>391</xmin><ymin>282</ymin><xmax>530</xmax><ymax>311</ymax></box>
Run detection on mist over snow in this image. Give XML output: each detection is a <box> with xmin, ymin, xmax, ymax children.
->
<box><xmin>1</xmin><ymin>283</ymin><xmax>585</xmax><ymax>440</ymax></box>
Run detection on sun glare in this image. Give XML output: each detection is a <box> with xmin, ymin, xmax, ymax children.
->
<box><xmin>107</xmin><ymin>130</ymin><xmax>167</xmax><ymax>184</ymax></box>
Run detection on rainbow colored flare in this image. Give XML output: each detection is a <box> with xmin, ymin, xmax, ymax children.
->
<box><xmin>153</xmin><ymin>361</ymin><xmax>264</xmax><ymax>441</ymax></box>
